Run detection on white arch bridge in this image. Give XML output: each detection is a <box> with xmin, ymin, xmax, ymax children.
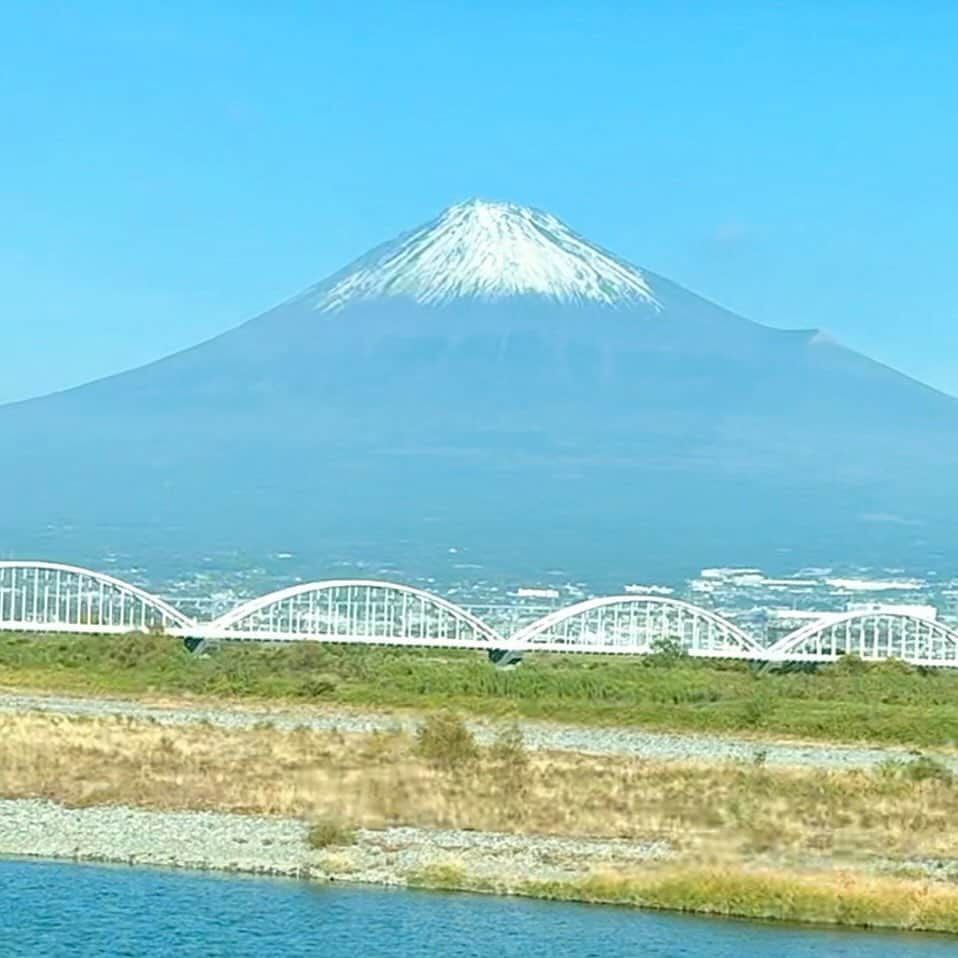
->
<box><xmin>0</xmin><ymin>560</ymin><xmax>957</xmax><ymax>668</ymax></box>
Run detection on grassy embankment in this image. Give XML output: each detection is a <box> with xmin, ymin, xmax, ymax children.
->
<box><xmin>2</xmin><ymin>631</ymin><xmax>958</xmax><ymax>747</ymax></box>
<box><xmin>2</xmin><ymin>710</ymin><xmax>958</xmax><ymax>932</ymax></box>
<box><xmin>426</xmin><ymin>869</ymin><xmax>958</xmax><ymax>934</ymax></box>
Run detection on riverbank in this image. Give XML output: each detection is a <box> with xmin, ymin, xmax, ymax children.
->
<box><xmin>4</xmin><ymin>684</ymin><xmax>958</xmax><ymax>934</ymax></box>
<box><xmin>4</xmin><ymin>631</ymin><xmax>958</xmax><ymax>747</ymax></box>
<box><xmin>2</xmin><ymin>800</ymin><xmax>958</xmax><ymax>934</ymax></box>
<box><xmin>3</xmin><ymin>688</ymin><xmax>955</xmax><ymax>772</ymax></box>
<box><xmin>5</xmin><ymin>708</ymin><xmax>958</xmax><ymax>858</ymax></box>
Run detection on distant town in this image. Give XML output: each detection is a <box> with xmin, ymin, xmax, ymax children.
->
<box><xmin>133</xmin><ymin>558</ymin><xmax>956</xmax><ymax>645</ymax></box>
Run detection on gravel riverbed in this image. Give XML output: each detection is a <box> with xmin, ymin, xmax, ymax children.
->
<box><xmin>4</xmin><ymin>800</ymin><xmax>957</xmax><ymax>891</ymax></box>
<box><xmin>0</xmin><ymin>800</ymin><xmax>669</xmax><ymax>885</ymax></box>
<box><xmin>0</xmin><ymin>689</ymin><xmax>952</xmax><ymax>772</ymax></box>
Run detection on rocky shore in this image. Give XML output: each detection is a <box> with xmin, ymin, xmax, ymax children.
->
<box><xmin>0</xmin><ymin>799</ymin><xmax>669</xmax><ymax>885</ymax></box>
<box><xmin>5</xmin><ymin>798</ymin><xmax>958</xmax><ymax>935</ymax></box>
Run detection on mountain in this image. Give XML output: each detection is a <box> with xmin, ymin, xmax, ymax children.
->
<box><xmin>2</xmin><ymin>199</ymin><xmax>956</xmax><ymax>576</ymax></box>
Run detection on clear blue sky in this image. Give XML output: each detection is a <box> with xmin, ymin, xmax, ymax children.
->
<box><xmin>3</xmin><ymin>1</ymin><xmax>957</xmax><ymax>402</ymax></box>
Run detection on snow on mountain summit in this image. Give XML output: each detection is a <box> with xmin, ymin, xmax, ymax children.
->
<box><xmin>309</xmin><ymin>199</ymin><xmax>661</xmax><ymax>312</ymax></box>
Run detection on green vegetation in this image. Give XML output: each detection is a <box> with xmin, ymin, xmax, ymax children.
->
<box><xmin>2</xmin><ymin>631</ymin><xmax>958</xmax><ymax>747</ymax></box>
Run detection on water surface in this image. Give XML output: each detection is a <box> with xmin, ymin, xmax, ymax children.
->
<box><xmin>1</xmin><ymin>859</ymin><xmax>954</xmax><ymax>957</ymax></box>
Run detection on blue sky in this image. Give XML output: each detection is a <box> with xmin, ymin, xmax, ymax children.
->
<box><xmin>2</xmin><ymin>1</ymin><xmax>957</xmax><ymax>402</ymax></box>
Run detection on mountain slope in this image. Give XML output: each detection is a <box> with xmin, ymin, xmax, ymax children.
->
<box><xmin>2</xmin><ymin>199</ymin><xmax>956</xmax><ymax>567</ymax></box>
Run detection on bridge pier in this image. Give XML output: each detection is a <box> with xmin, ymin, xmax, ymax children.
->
<box><xmin>488</xmin><ymin>648</ymin><xmax>522</xmax><ymax>666</ymax></box>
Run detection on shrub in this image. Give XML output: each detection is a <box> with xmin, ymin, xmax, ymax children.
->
<box><xmin>875</xmin><ymin>754</ymin><xmax>953</xmax><ymax>785</ymax></box>
<box><xmin>490</xmin><ymin>720</ymin><xmax>529</xmax><ymax>795</ymax></box>
<box><xmin>740</xmin><ymin>691</ymin><xmax>770</xmax><ymax>727</ymax></box>
<box><xmin>830</xmin><ymin>653</ymin><xmax>869</xmax><ymax>675</ymax></box>
<box><xmin>307</xmin><ymin>819</ymin><xmax>355</xmax><ymax>849</ymax></box>
<box><xmin>415</xmin><ymin>712</ymin><xmax>478</xmax><ymax>770</ymax></box>
<box><xmin>491</xmin><ymin>720</ymin><xmax>527</xmax><ymax>766</ymax></box>
<box><xmin>646</xmin><ymin>637</ymin><xmax>688</xmax><ymax>667</ymax></box>
<box><xmin>873</xmin><ymin>657</ymin><xmax>915</xmax><ymax>677</ymax></box>
<box><xmin>107</xmin><ymin>632</ymin><xmax>184</xmax><ymax>670</ymax></box>
<box><xmin>904</xmin><ymin>754</ymin><xmax>953</xmax><ymax>784</ymax></box>
<box><xmin>298</xmin><ymin>674</ymin><xmax>338</xmax><ymax>697</ymax></box>
<box><xmin>876</xmin><ymin>758</ymin><xmax>907</xmax><ymax>779</ymax></box>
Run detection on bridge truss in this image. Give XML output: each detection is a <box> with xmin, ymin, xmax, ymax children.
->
<box><xmin>0</xmin><ymin>561</ymin><xmax>195</xmax><ymax>635</ymax></box>
<box><xmin>1</xmin><ymin>560</ymin><xmax>958</xmax><ymax>668</ymax></box>
<box><xmin>767</xmin><ymin>610</ymin><xmax>958</xmax><ymax>668</ymax></box>
<box><xmin>207</xmin><ymin>579</ymin><xmax>503</xmax><ymax>649</ymax></box>
<box><xmin>506</xmin><ymin>595</ymin><xmax>762</xmax><ymax>659</ymax></box>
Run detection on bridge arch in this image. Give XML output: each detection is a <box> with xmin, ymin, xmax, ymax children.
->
<box><xmin>768</xmin><ymin>610</ymin><xmax>958</xmax><ymax>667</ymax></box>
<box><xmin>208</xmin><ymin>578</ymin><xmax>504</xmax><ymax>647</ymax></box>
<box><xmin>507</xmin><ymin>594</ymin><xmax>761</xmax><ymax>657</ymax></box>
<box><xmin>0</xmin><ymin>560</ymin><xmax>195</xmax><ymax>634</ymax></box>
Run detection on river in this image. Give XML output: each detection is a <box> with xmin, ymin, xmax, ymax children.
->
<box><xmin>1</xmin><ymin>859</ymin><xmax>954</xmax><ymax>956</ymax></box>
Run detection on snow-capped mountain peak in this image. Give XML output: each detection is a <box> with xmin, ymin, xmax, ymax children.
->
<box><xmin>308</xmin><ymin>199</ymin><xmax>661</xmax><ymax>312</ymax></box>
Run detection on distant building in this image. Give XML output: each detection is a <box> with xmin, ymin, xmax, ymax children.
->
<box><xmin>515</xmin><ymin>587</ymin><xmax>560</xmax><ymax>599</ymax></box>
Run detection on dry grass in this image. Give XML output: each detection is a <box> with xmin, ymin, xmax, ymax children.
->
<box><xmin>306</xmin><ymin>818</ymin><xmax>355</xmax><ymax>849</ymax></box>
<box><xmin>2</xmin><ymin>711</ymin><xmax>958</xmax><ymax>866</ymax></box>
<box><xmin>409</xmin><ymin>861</ymin><xmax>958</xmax><ymax>933</ymax></box>
<box><xmin>518</xmin><ymin>866</ymin><xmax>958</xmax><ymax>934</ymax></box>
